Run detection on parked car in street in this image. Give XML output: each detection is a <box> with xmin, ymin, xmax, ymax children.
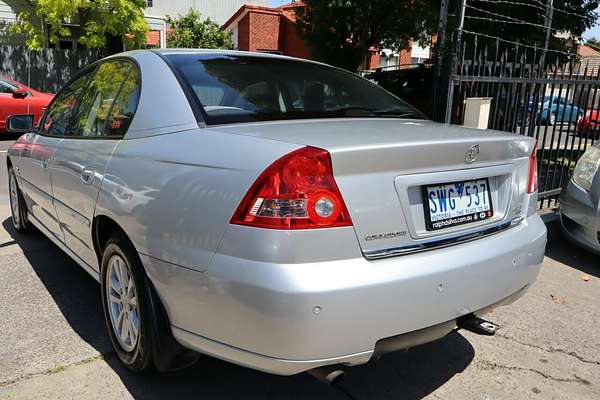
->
<box><xmin>6</xmin><ymin>50</ymin><xmax>547</xmax><ymax>379</ymax></box>
<box><xmin>577</xmin><ymin>108</ymin><xmax>600</xmax><ymax>138</ymax></box>
<box><xmin>0</xmin><ymin>76</ymin><xmax>53</xmax><ymax>133</ymax></box>
<box><xmin>537</xmin><ymin>96</ymin><xmax>582</xmax><ymax>126</ymax></box>
<box><xmin>560</xmin><ymin>144</ymin><xmax>600</xmax><ymax>254</ymax></box>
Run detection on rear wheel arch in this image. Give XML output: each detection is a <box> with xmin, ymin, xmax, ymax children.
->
<box><xmin>92</xmin><ymin>214</ymin><xmax>133</xmax><ymax>265</ymax></box>
<box><xmin>93</xmin><ymin>214</ymin><xmax>199</xmax><ymax>371</ymax></box>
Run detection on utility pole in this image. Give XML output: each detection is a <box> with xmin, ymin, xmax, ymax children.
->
<box><xmin>541</xmin><ymin>0</ymin><xmax>554</xmax><ymax>68</ymax></box>
<box><xmin>444</xmin><ymin>0</ymin><xmax>467</xmax><ymax>124</ymax></box>
<box><xmin>433</xmin><ymin>0</ymin><xmax>449</xmax><ymax>121</ymax></box>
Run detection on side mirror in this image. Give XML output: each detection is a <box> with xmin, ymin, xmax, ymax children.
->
<box><xmin>6</xmin><ymin>114</ymin><xmax>34</xmax><ymax>133</ymax></box>
<box><xmin>11</xmin><ymin>87</ymin><xmax>29</xmax><ymax>98</ymax></box>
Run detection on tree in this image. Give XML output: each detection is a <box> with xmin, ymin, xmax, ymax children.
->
<box><xmin>166</xmin><ymin>10</ymin><xmax>233</xmax><ymax>49</ymax></box>
<box><xmin>10</xmin><ymin>0</ymin><xmax>149</xmax><ymax>51</ymax></box>
<box><xmin>295</xmin><ymin>0</ymin><xmax>438</xmax><ymax>71</ymax></box>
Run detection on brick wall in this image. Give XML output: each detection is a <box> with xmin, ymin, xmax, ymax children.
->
<box><xmin>145</xmin><ymin>30</ymin><xmax>160</xmax><ymax>47</ymax></box>
<box><xmin>248</xmin><ymin>11</ymin><xmax>280</xmax><ymax>52</ymax></box>
<box><xmin>399</xmin><ymin>47</ymin><xmax>412</xmax><ymax>65</ymax></box>
<box><xmin>237</xmin><ymin>14</ymin><xmax>250</xmax><ymax>51</ymax></box>
<box><xmin>279</xmin><ymin>18</ymin><xmax>310</xmax><ymax>59</ymax></box>
<box><xmin>365</xmin><ymin>49</ymin><xmax>380</xmax><ymax>70</ymax></box>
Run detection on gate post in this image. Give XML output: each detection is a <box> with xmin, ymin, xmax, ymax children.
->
<box><xmin>445</xmin><ymin>0</ymin><xmax>467</xmax><ymax>124</ymax></box>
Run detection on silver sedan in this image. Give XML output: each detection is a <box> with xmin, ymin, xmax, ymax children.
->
<box><xmin>560</xmin><ymin>143</ymin><xmax>600</xmax><ymax>254</ymax></box>
<box><xmin>6</xmin><ymin>50</ymin><xmax>547</xmax><ymax>378</ymax></box>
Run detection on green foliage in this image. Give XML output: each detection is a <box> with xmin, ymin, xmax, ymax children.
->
<box><xmin>166</xmin><ymin>10</ymin><xmax>233</xmax><ymax>49</ymax></box>
<box><xmin>10</xmin><ymin>0</ymin><xmax>149</xmax><ymax>50</ymax></box>
<box><xmin>296</xmin><ymin>0</ymin><xmax>438</xmax><ymax>71</ymax></box>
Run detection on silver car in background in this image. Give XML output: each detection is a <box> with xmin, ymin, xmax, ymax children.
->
<box><xmin>6</xmin><ymin>50</ymin><xmax>546</xmax><ymax>378</ymax></box>
<box><xmin>560</xmin><ymin>143</ymin><xmax>600</xmax><ymax>254</ymax></box>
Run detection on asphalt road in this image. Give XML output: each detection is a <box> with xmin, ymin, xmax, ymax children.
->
<box><xmin>0</xmin><ymin>137</ymin><xmax>599</xmax><ymax>400</ymax></box>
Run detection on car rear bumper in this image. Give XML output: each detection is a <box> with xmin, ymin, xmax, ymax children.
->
<box><xmin>142</xmin><ymin>214</ymin><xmax>546</xmax><ymax>375</ymax></box>
<box><xmin>559</xmin><ymin>180</ymin><xmax>600</xmax><ymax>253</ymax></box>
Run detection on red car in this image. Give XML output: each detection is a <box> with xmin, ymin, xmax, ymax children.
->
<box><xmin>0</xmin><ymin>76</ymin><xmax>54</xmax><ymax>133</ymax></box>
<box><xmin>577</xmin><ymin>108</ymin><xmax>600</xmax><ymax>138</ymax></box>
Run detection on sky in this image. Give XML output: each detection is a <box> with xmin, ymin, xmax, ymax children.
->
<box><xmin>585</xmin><ymin>23</ymin><xmax>600</xmax><ymax>40</ymax></box>
<box><xmin>267</xmin><ymin>1</ymin><xmax>600</xmax><ymax>40</ymax></box>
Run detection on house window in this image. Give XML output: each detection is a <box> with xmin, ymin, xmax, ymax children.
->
<box><xmin>146</xmin><ymin>0</ymin><xmax>153</xmax><ymax>7</ymax></box>
<box><xmin>59</xmin><ymin>40</ymin><xmax>73</xmax><ymax>50</ymax></box>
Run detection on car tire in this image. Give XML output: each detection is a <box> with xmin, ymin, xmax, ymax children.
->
<box><xmin>8</xmin><ymin>166</ymin><xmax>32</xmax><ymax>233</ymax></box>
<box><xmin>100</xmin><ymin>232</ymin><xmax>155</xmax><ymax>373</ymax></box>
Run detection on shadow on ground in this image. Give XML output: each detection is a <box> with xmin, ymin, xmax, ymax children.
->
<box><xmin>545</xmin><ymin>220</ymin><xmax>600</xmax><ymax>278</ymax></box>
<box><xmin>3</xmin><ymin>217</ymin><xmax>475</xmax><ymax>399</ymax></box>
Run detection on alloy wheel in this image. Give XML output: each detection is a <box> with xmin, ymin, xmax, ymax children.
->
<box><xmin>106</xmin><ymin>254</ymin><xmax>140</xmax><ymax>352</ymax></box>
<box><xmin>9</xmin><ymin>172</ymin><xmax>20</xmax><ymax>227</ymax></box>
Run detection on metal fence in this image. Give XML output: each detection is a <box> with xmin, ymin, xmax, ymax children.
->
<box><xmin>0</xmin><ymin>45</ymin><xmax>102</xmax><ymax>93</ymax></box>
<box><xmin>449</xmin><ymin>36</ymin><xmax>600</xmax><ymax>209</ymax></box>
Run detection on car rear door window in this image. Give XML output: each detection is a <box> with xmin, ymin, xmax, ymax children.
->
<box><xmin>105</xmin><ymin>66</ymin><xmax>141</xmax><ymax>137</ymax></box>
<box><xmin>41</xmin><ymin>72</ymin><xmax>93</xmax><ymax>136</ymax></box>
<box><xmin>68</xmin><ymin>61</ymin><xmax>134</xmax><ymax>138</ymax></box>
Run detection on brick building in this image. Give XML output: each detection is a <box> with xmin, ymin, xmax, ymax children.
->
<box><xmin>222</xmin><ymin>2</ymin><xmax>310</xmax><ymax>59</ymax></box>
<box><xmin>222</xmin><ymin>1</ymin><xmax>431</xmax><ymax>71</ymax></box>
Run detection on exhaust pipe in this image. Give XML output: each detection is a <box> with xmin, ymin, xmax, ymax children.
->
<box><xmin>307</xmin><ymin>365</ymin><xmax>345</xmax><ymax>385</ymax></box>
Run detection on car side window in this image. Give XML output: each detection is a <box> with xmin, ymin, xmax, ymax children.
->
<box><xmin>105</xmin><ymin>66</ymin><xmax>141</xmax><ymax>137</ymax></box>
<box><xmin>68</xmin><ymin>61</ymin><xmax>134</xmax><ymax>138</ymax></box>
<box><xmin>0</xmin><ymin>80</ymin><xmax>17</xmax><ymax>94</ymax></box>
<box><xmin>40</xmin><ymin>71</ymin><xmax>94</xmax><ymax>136</ymax></box>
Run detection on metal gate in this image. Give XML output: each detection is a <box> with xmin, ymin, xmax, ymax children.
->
<box><xmin>449</xmin><ymin>35</ymin><xmax>600</xmax><ymax>209</ymax></box>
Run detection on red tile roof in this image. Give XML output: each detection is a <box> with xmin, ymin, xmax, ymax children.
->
<box><xmin>578</xmin><ymin>44</ymin><xmax>600</xmax><ymax>58</ymax></box>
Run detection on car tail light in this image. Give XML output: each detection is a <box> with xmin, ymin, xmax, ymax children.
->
<box><xmin>231</xmin><ymin>146</ymin><xmax>352</xmax><ymax>229</ymax></box>
<box><xmin>527</xmin><ymin>141</ymin><xmax>538</xmax><ymax>194</ymax></box>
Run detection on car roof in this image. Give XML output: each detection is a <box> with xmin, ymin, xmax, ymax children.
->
<box><xmin>150</xmin><ymin>48</ymin><xmax>331</xmax><ymax>68</ymax></box>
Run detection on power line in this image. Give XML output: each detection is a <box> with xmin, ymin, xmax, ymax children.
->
<box><xmin>529</xmin><ymin>0</ymin><xmax>597</xmax><ymax>22</ymax></box>
<box><xmin>464</xmin><ymin>14</ymin><xmax>561</xmax><ymax>32</ymax></box>
<box><xmin>466</xmin><ymin>4</ymin><xmax>549</xmax><ymax>28</ymax></box>
<box><xmin>471</xmin><ymin>0</ymin><xmax>545</xmax><ymax>13</ymax></box>
<box><xmin>461</xmin><ymin>29</ymin><xmax>574</xmax><ymax>56</ymax></box>
<box><xmin>473</xmin><ymin>0</ymin><xmax>597</xmax><ymax>22</ymax></box>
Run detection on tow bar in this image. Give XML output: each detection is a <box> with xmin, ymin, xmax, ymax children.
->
<box><xmin>457</xmin><ymin>315</ymin><xmax>500</xmax><ymax>336</ymax></box>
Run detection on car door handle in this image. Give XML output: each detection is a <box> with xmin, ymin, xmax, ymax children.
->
<box><xmin>80</xmin><ymin>167</ymin><xmax>95</xmax><ymax>185</ymax></box>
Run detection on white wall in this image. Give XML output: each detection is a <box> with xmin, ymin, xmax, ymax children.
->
<box><xmin>146</xmin><ymin>0</ymin><xmax>267</xmax><ymax>24</ymax></box>
<box><xmin>0</xmin><ymin>0</ymin><xmax>39</xmax><ymax>45</ymax></box>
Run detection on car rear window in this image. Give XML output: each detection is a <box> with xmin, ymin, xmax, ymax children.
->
<box><xmin>164</xmin><ymin>53</ymin><xmax>423</xmax><ymax>125</ymax></box>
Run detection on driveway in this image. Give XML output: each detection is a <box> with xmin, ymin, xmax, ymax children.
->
<box><xmin>0</xmin><ymin>138</ymin><xmax>599</xmax><ymax>400</ymax></box>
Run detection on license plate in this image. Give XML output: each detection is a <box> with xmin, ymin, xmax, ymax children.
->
<box><xmin>423</xmin><ymin>178</ymin><xmax>493</xmax><ymax>231</ymax></box>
